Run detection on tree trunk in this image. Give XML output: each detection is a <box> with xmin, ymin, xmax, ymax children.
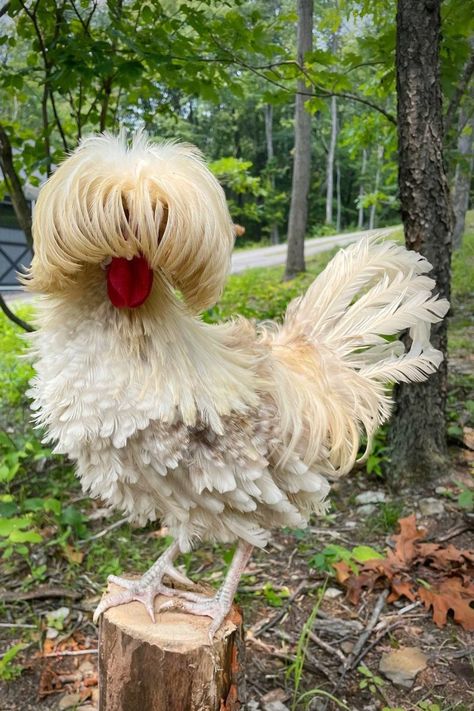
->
<box><xmin>336</xmin><ymin>159</ymin><xmax>342</xmax><ymax>232</ymax></box>
<box><xmin>452</xmin><ymin>103</ymin><xmax>473</xmax><ymax>250</ymax></box>
<box><xmin>99</xmin><ymin>583</ymin><xmax>246</xmax><ymax>710</ymax></box>
<box><xmin>369</xmin><ymin>144</ymin><xmax>384</xmax><ymax>230</ymax></box>
<box><xmin>0</xmin><ymin>124</ymin><xmax>33</xmax><ymax>247</ymax></box>
<box><xmin>285</xmin><ymin>0</ymin><xmax>313</xmax><ymax>279</ymax></box>
<box><xmin>358</xmin><ymin>148</ymin><xmax>367</xmax><ymax>229</ymax></box>
<box><xmin>389</xmin><ymin>0</ymin><xmax>452</xmax><ymax>485</ymax></box>
<box><xmin>264</xmin><ymin>103</ymin><xmax>280</xmax><ymax>245</ymax></box>
<box><xmin>325</xmin><ymin>96</ymin><xmax>337</xmax><ymax>225</ymax></box>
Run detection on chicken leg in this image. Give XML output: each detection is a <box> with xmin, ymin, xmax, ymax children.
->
<box><xmin>157</xmin><ymin>540</ymin><xmax>253</xmax><ymax>641</ymax></box>
<box><xmin>93</xmin><ymin>540</ymin><xmax>196</xmax><ymax>623</ymax></box>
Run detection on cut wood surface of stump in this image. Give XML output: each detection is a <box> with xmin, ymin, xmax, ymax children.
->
<box><xmin>98</xmin><ymin>582</ymin><xmax>246</xmax><ymax>711</ymax></box>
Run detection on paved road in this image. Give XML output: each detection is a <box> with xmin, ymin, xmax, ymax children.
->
<box><xmin>230</xmin><ymin>226</ymin><xmax>397</xmax><ymax>274</ymax></box>
<box><xmin>3</xmin><ymin>226</ymin><xmax>398</xmax><ymax>304</ymax></box>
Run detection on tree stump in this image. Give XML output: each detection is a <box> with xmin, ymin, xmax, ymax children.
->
<box><xmin>98</xmin><ymin>582</ymin><xmax>246</xmax><ymax>711</ymax></box>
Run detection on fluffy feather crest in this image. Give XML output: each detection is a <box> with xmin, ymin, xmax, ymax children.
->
<box><xmin>24</xmin><ymin>132</ymin><xmax>234</xmax><ymax>312</ymax></box>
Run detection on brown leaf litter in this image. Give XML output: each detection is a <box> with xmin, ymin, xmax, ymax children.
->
<box><xmin>334</xmin><ymin>514</ymin><xmax>474</xmax><ymax>631</ymax></box>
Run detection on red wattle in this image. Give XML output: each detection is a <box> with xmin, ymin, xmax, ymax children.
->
<box><xmin>106</xmin><ymin>255</ymin><xmax>153</xmax><ymax>308</ymax></box>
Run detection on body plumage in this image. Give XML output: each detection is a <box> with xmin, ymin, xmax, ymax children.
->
<box><xmin>26</xmin><ymin>134</ymin><xmax>448</xmax><ymax>637</ymax></box>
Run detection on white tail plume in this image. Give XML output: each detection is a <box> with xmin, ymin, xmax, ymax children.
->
<box><xmin>266</xmin><ymin>233</ymin><xmax>449</xmax><ymax>477</ymax></box>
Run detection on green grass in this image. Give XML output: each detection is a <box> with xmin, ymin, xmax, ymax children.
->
<box><xmin>451</xmin><ymin>222</ymin><xmax>474</xmax><ymax>299</ymax></box>
<box><xmin>0</xmin><ymin>304</ymin><xmax>34</xmax><ymax>411</ymax></box>
<box><xmin>449</xmin><ymin>224</ymin><xmax>474</xmax><ymax>365</ymax></box>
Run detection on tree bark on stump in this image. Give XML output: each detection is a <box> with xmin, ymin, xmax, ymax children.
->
<box><xmin>98</xmin><ymin>583</ymin><xmax>246</xmax><ymax>711</ymax></box>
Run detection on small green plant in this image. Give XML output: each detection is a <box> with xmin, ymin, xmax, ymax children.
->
<box><xmin>417</xmin><ymin>702</ymin><xmax>441</xmax><ymax>711</ymax></box>
<box><xmin>287</xmin><ymin>581</ymin><xmax>328</xmax><ymax>711</ymax></box>
<box><xmin>369</xmin><ymin>501</ymin><xmax>404</xmax><ymax>534</ymax></box>
<box><xmin>308</xmin><ymin>543</ymin><xmax>383</xmax><ymax>574</ymax></box>
<box><xmin>46</xmin><ymin>607</ymin><xmax>70</xmax><ymax>632</ymax></box>
<box><xmin>0</xmin><ymin>642</ymin><xmax>26</xmax><ymax>681</ymax></box>
<box><xmin>457</xmin><ymin>485</ymin><xmax>473</xmax><ymax>512</ymax></box>
<box><xmin>438</xmin><ymin>481</ymin><xmax>474</xmax><ymax>513</ymax></box>
<box><xmin>261</xmin><ymin>582</ymin><xmax>290</xmax><ymax>607</ymax></box>
<box><xmin>0</xmin><ymin>430</ymin><xmax>51</xmax><ymax>485</ymax></box>
<box><xmin>362</xmin><ymin>428</ymin><xmax>390</xmax><ymax>477</ymax></box>
<box><xmin>0</xmin><ymin>515</ymin><xmax>43</xmax><ymax>557</ymax></box>
<box><xmin>358</xmin><ymin>664</ymin><xmax>385</xmax><ymax>694</ymax></box>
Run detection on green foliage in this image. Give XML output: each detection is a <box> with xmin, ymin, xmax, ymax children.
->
<box><xmin>210</xmin><ymin>157</ymin><xmax>262</xmax><ymax>196</ymax></box>
<box><xmin>308</xmin><ymin>543</ymin><xmax>383</xmax><ymax>574</ymax></box>
<box><xmin>261</xmin><ymin>582</ymin><xmax>290</xmax><ymax>608</ymax></box>
<box><xmin>456</xmin><ymin>485</ymin><xmax>473</xmax><ymax>513</ymax></box>
<box><xmin>0</xmin><ymin>428</ymin><xmax>53</xmax><ymax>560</ymax></box>
<box><xmin>369</xmin><ymin>502</ymin><xmax>404</xmax><ymax>534</ymax></box>
<box><xmin>364</xmin><ymin>428</ymin><xmax>390</xmax><ymax>477</ymax></box>
<box><xmin>0</xmin><ymin>642</ymin><xmax>26</xmax><ymax>681</ymax></box>
<box><xmin>0</xmin><ymin>305</ymin><xmax>34</xmax><ymax>407</ymax></box>
<box><xmin>358</xmin><ymin>663</ymin><xmax>385</xmax><ymax>695</ymax></box>
<box><xmin>1</xmin><ymin>0</ymin><xmax>471</xmax><ymax>248</ymax></box>
<box><xmin>0</xmin><ymin>391</ymin><xmax>89</xmax><ymax>574</ymax></box>
<box><xmin>210</xmin><ymin>156</ymin><xmax>266</xmax><ymax>223</ymax></box>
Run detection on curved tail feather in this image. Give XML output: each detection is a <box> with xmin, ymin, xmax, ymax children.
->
<box><xmin>265</xmin><ymin>234</ymin><xmax>449</xmax><ymax>477</ymax></box>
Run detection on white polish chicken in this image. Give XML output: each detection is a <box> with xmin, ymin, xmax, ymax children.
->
<box><xmin>26</xmin><ymin>133</ymin><xmax>449</xmax><ymax>640</ymax></box>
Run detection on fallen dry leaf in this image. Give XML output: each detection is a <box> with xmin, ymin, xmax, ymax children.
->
<box><xmin>62</xmin><ymin>544</ymin><xmax>85</xmax><ymax>565</ymax></box>
<box><xmin>418</xmin><ymin>577</ymin><xmax>474</xmax><ymax>631</ymax></box>
<box><xmin>334</xmin><ymin>514</ymin><xmax>474</xmax><ymax>631</ymax></box>
<box><xmin>388</xmin><ymin>577</ymin><xmax>417</xmax><ymax>603</ymax></box>
<box><xmin>393</xmin><ymin>514</ymin><xmax>426</xmax><ymax>564</ymax></box>
<box><xmin>333</xmin><ymin>561</ymin><xmax>351</xmax><ymax>584</ymax></box>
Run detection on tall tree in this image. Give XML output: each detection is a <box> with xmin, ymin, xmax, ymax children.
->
<box><xmin>285</xmin><ymin>0</ymin><xmax>313</xmax><ymax>279</ymax></box>
<box><xmin>358</xmin><ymin>148</ymin><xmax>367</xmax><ymax>229</ymax></box>
<box><xmin>264</xmin><ymin>103</ymin><xmax>280</xmax><ymax>245</ymax></box>
<box><xmin>336</xmin><ymin>158</ymin><xmax>342</xmax><ymax>231</ymax></box>
<box><xmin>325</xmin><ymin>95</ymin><xmax>337</xmax><ymax>226</ymax></box>
<box><xmin>388</xmin><ymin>0</ymin><xmax>452</xmax><ymax>483</ymax></box>
<box><xmin>0</xmin><ymin>123</ymin><xmax>32</xmax><ymax>247</ymax></box>
<box><xmin>369</xmin><ymin>144</ymin><xmax>384</xmax><ymax>230</ymax></box>
<box><xmin>452</xmin><ymin>101</ymin><xmax>473</xmax><ymax>250</ymax></box>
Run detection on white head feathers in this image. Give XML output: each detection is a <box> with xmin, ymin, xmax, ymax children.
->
<box><xmin>26</xmin><ymin>132</ymin><xmax>234</xmax><ymax>312</ymax></box>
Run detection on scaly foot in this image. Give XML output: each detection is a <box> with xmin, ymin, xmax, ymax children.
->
<box><xmin>157</xmin><ymin>540</ymin><xmax>254</xmax><ymax>642</ymax></box>
<box><xmin>93</xmin><ymin>540</ymin><xmax>197</xmax><ymax>623</ymax></box>
<box><xmin>93</xmin><ymin>577</ymin><xmax>200</xmax><ymax>623</ymax></box>
<box><xmin>157</xmin><ymin>592</ymin><xmax>232</xmax><ymax>642</ymax></box>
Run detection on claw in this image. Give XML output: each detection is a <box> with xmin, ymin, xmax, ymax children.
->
<box><xmin>93</xmin><ymin>589</ymin><xmax>138</xmax><ymax>623</ymax></box>
<box><xmin>163</xmin><ymin>565</ymin><xmax>196</xmax><ymax>588</ymax></box>
<box><xmin>155</xmin><ymin>594</ymin><xmax>231</xmax><ymax>643</ymax></box>
<box><xmin>94</xmin><ymin>580</ymin><xmax>206</xmax><ymax>624</ymax></box>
